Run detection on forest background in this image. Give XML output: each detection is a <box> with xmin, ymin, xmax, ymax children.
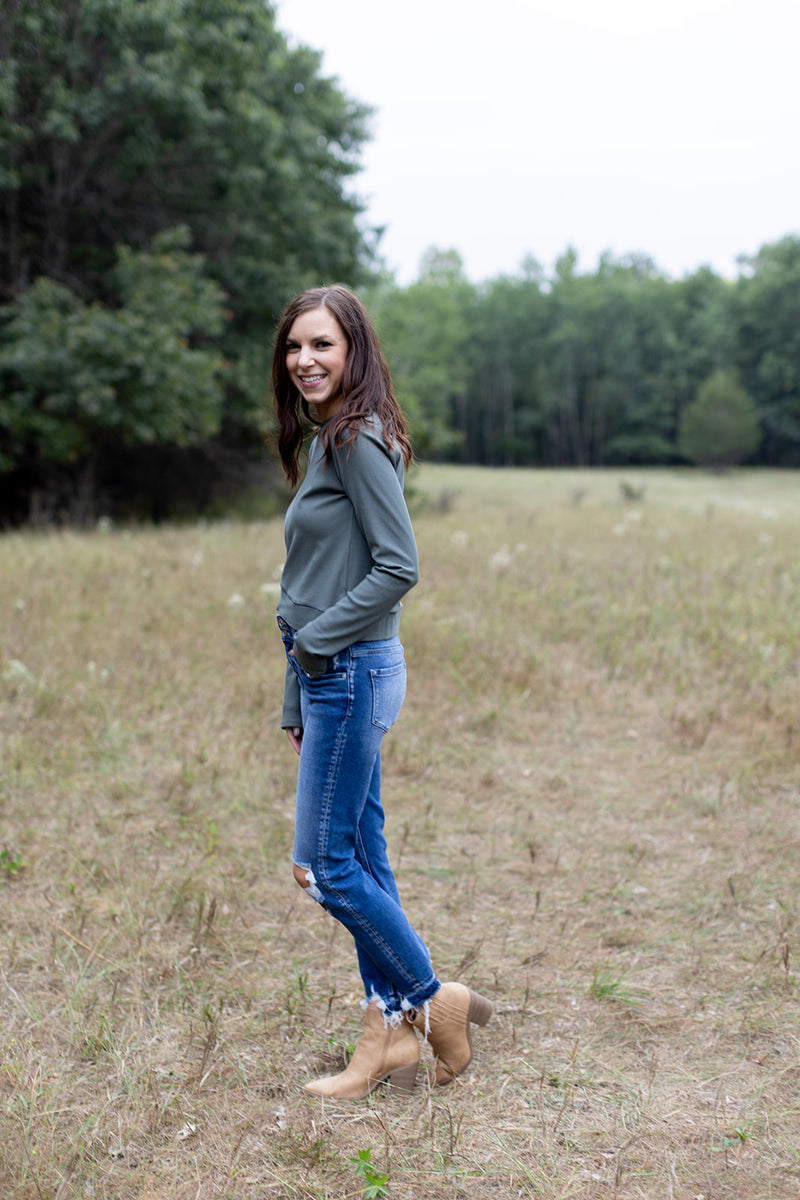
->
<box><xmin>1</xmin><ymin>0</ymin><xmax>799</xmax><ymax>525</ymax></box>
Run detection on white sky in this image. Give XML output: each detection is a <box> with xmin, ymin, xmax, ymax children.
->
<box><xmin>275</xmin><ymin>0</ymin><xmax>800</xmax><ymax>284</ymax></box>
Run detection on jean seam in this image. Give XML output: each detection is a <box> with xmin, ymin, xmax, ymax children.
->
<box><xmin>315</xmin><ymin>658</ymin><xmax>352</xmax><ymax>869</ymax></box>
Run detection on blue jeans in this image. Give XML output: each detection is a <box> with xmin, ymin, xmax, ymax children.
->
<box><xmin>278</xmin><ymin>617</ymin><xmax>440</xmax><ymax>1019</ymax></box>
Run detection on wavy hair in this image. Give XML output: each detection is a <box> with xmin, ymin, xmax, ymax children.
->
<box><xmin>272</xmin><ymin>284</ymin><xmax>412</xmax><ymax>486</ymax></box>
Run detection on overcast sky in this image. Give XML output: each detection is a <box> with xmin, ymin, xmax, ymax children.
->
<box><xmin>275</xmin><ymin>0</ymin><xmax>800</xmax><ymax>284</ymax></box>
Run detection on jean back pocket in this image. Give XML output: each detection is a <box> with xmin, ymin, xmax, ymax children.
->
<box><xmin>369</xmin><ymin>661</ymin><xmax>407</xmax><ymax>732</ymax></box>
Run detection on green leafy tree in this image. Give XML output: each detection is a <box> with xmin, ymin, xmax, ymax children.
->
<box><xmin>673</xmin><ymin>267</ymin><xmax>735</xmax><ymax>393</ymax></box>
<box><xmin>0</xmin><ymin>227</ymin><xmax>225</xmax><ymax>478</ymax></box>
<box><xmin>464</xmin><ymin>268</ymin><xmax>548</xmax><ymax>465</ymax></box>
<box><xmin>678</xmin><ymin>370</ymin><xmax>760</xmax><ymax>467</ymax></box>
<box><xmin>541</xmin><ymin>253</ymin><xmax>680</xmax><ymax>466</ymax></box>
<box><xmin>595</xmin><ymin>261</ymin><xmax>684</xmax><ymax>465</ymax></box>
<box><xmin>734</xmin><ymin>236</ymin><xmax>800</xmax><ymax>464</ymax></box>
<box><xmin>0</xmin><ymin>0</ymin><xmax>372</xmax><ymax>516</ymax></box>
<box><xmin>1</xmin><ymin>0</ymin><xmax>370</xmax><ymax>306</ymax></box>
<box><xmin>369</xmin><ymin>249</ymin><xmax>475</xmax><ymax>459</ymax></box>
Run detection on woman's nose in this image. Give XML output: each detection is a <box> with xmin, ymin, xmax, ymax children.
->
<box><xmin>298</xmin><ymin>344</ymin><xmax>315</xmax><ymax>368</ymax></box>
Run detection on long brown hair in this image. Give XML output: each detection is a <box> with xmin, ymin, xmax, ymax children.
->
<box><xmin>272</xmin><ymin>284</ymin><xmax>412</xmax><ymax>486</ymax></box>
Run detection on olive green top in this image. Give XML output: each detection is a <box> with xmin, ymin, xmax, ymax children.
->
<box><xmin>277</xmin><ymin>417</ymin><xmax>418</xmax><ymax>728</ymax></box>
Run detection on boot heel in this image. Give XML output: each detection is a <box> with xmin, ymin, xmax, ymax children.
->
<box><xmin>387</xmin><ymin>1062</ymin><xmax>417</xmax><ymax>1094</ymax></box>
<box><xmin>466</xmin><ymin>989</ymin><xmax>493</xmax><ymax>1027</ymax></box>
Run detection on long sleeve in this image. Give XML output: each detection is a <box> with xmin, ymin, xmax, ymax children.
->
<box><xmin>293</xmin><ymin>430</ymin><xmax>418</xmax><ymax>665</ymax></box>
<box><xmin>278</xmin><ymin>420</ymin><xmax>419</xmax><ymax>685</ymax></box>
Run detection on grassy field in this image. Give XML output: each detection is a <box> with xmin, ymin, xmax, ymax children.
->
<box><xmin>1</xmin><ymin>466</ymin><xmax>798</xmax><ymax>1199</ymax></box>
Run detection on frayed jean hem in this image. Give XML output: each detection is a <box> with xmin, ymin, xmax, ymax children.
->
<box><xmin>363</xmin><ymin>982</ymin><xmax>441</xmax><ymax>1029</ymax></box>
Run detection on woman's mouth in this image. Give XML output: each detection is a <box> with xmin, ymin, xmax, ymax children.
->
<box><xmin>299</xmin><ymin>375</ymin><xmax>326</xmax><ymax>387</ymax></box>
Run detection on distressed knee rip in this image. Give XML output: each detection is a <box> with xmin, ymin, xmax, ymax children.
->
<box><xmin>293</xmin><ymin>862</ymin><xmax>324</xmax><ymax>903</ymax></box>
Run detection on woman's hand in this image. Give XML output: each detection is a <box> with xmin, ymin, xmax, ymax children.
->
<box><xmin>286</xmin><ymin>726</ymin><xmax>303</xmax><ymax>755</ymax></box>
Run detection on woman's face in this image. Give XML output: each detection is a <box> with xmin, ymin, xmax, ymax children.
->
<box><xmin>285</xmin><ymin>307</ymin><xmax>349</xmax><ymax>422</ymax></box>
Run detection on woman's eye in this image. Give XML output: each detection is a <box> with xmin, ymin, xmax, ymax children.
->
<box><xmin>315</xmin><ymin>341</ymin><xmax>331</xmax><ymax>349</ymax></box>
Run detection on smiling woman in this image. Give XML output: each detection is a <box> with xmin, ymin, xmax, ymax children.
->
<box><xmin>284</xmin><ymin>308</ymin><xmax>349</xmax><ymax>423</ymax></box>
<box><xmin>269</xmin><ymin>283</ymin><xmax>493</xmax><ymax>1100</ymax></box>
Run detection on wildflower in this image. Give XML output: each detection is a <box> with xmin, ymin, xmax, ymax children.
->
<box><xmin>489</xmin><ymin>546</ymin><xmax>512</xmax><ymax>571</ymax></box>
<box><xmin>227</xmin><ymin>593</ymin><xmax>245</xmax><ymax>608</ymax></box>
<box><xmin>4</xmin><ymin>659</ymin><xmax>34</xmax><ymax>684</ymax></box>
<box><xmin>614</xmin><ymin>509</ymin><xmax>642</xmax><ymax>535</ymax></box>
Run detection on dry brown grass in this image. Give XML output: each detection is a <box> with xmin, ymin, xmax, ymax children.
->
<box><xmin>1</xmin><ymin>466</ymin><xmax>798</xmax><ymax>1199</ymax></box>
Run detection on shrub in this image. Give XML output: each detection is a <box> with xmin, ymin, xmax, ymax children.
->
<box><xmin>678</xmin><ymin>370</ymin><xmax>760</xmax><ymax>467</ymax></box>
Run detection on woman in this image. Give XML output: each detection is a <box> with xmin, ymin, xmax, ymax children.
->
<box><xmin>272</xmin><ymin>285</ymin><xmax>492</xmax><ymax>1099</ymax></box>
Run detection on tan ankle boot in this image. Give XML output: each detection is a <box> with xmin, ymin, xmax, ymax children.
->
<box><xmin>304</xmin><ymin>1002</ymin><xmax>419</xmax><ymax>1099</ymax></box>
<box><xmin>406</xmin><ymin>982</ymin><xmax>493</xmax><ymax>1086</ymax></box>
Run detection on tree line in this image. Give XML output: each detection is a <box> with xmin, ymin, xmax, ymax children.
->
<box><xmin>1</xmin><ymin>0</ymin><xmax>798</xmax><ymax>524</ymax></box>
<box><xmin>367</xmin><ymin>241</ymin><xmax>800</xmax><ymax>472</ymax></box>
